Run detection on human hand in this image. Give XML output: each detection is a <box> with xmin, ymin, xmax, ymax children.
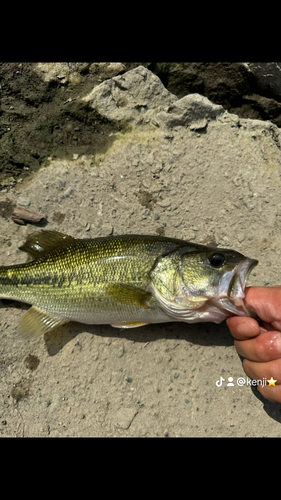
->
<box><xmin>226</xmin><ymin>286</ymin><xmax>281</xmax><ymax>403</ymax></box>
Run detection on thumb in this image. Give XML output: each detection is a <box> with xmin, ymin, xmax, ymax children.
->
<box><xmin>243</xmin><ymin>286</ymin><xmax>281</xmax><ymax>330</ymax></box>
<box><xmin>226</xmin><ymin>286</ymin><xmax>281</xmax><ymax>340</ymax></box>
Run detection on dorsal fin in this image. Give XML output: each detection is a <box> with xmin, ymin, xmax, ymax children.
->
<box><xmin>19</xmin><ymin>230</ymin><xmax>75</xmax><ymax>259</ymax></box>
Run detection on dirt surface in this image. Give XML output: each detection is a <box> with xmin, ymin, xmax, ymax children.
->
<box><xmin>1</xmin><ymin>63</ymin><xmax>281</xmax><ymax>437</ymax></box>
<box><xmin>0</xmin><ymin>63</ymin><xmax>124</xmax><ymax>187</ymax></box>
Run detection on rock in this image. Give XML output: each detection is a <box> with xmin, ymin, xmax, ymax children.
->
<box><xmin>34</xmin><ymin>63</ymin><xmax>90</xmax><ymax>85</ymax></box>
<box><xmin>82</xmin><ymin>65</ymin><xmax>176</xmax><ymax>125</ymax></box>
<box><xmin>34</xmin><ymin>63</ymin><xmax>72</xmax><ymax>84</ymax></box>
<box><xmin>82</xmin><ymin>67</ymin><xmax>225</xmax><ymax>131</ymax></box>
<box><xmin>89</xmin><ymin>62</ymin><xmax>125</xmax><ymax>79</ymax></box>
<box><xmin>62</xmin><ymin>188</ymin><xmax>73</xmax><ymax>198</ymax></box>
<box><xmin>17</xmin><ymin>196</ymin><xmax>31</xmax><ymax>207</ymax></box>
<box><xmin>11</xmin><ymin>207</ymin><xmax>45</xmax><ymax>225</ymax></box>
<box><xmin>101</xmin><ymin>224</ymin><xmax>113</xmax><ymax>235</ymax></box>
<box><xmin>246</xmin><ymin>62</ymin><xmax>281</xmax><ymax>99</ymax></box>
<box><xmin>156</xmin><ymin>94</ymin><xmax>224</xmax><ymax>129</ymax></box>
<box><xmin>115</xmin><ymin>346</ymin><xmax>124</xmax><ymax>358</ymax></box>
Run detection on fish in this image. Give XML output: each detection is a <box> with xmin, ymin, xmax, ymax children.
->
<box><xmin>0</xmin><ymin>230</ymin><xmax>258</xmax><ymax>340</ymax></box>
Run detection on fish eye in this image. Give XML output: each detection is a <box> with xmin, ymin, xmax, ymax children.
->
<box><xmin>208</xmin><ymin>253</ymin><xmax>225</xmax><ymax>268</ymax></box>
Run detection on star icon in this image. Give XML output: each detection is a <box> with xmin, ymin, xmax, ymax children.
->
<box><xmin>267</xmin><ymin>377</ymin><xmax>277</xmax><ymax>387</ymax></box>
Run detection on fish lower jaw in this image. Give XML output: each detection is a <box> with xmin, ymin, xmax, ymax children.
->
<box><xmin>232</xmin><ymin>295</ymin><xmax>248</xmax><ymax>312</ymax></box>
<box><xmin>228</xmin><ymin>284</ymin><xmax>251</xmax><ymax>316</ymax></box>
<box><xmin>227</xmin><ymin>257</ymin><xmax>258</xmax><ymax>312</ymax></box>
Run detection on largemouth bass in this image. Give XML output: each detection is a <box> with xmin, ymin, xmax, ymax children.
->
<box><xmin>0</xmin><ymin>230</ymin><xmax>258</xmax><ymax>340</ymax></box>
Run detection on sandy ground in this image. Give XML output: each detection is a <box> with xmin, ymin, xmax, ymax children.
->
<box><xmin>1</xmin><ymin>65</ymin><xmax>281</xmax><ymax>436</ymax></box>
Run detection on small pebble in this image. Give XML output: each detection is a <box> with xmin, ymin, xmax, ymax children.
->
<box><xmin>11</xmin><ymin>207</ymin><xmax>45</xmax><ymax>225</ymax></box>
<box><xmin>114</xmin><ymin>408</ymin><xmax>137</xmax><ymax>430</ymax></box>
<box><xmin>63</xmin><ymin>188</ymin><xmax>73</xmax><ymax>198</ymax></box>
<box><xmin>101</xmin><ymin>224</ymin><xmax>113</xmax><ymax>235</ymax></box>
<box><xmin>115</xmin><ymin>346</ymin><xmax>124</xmax><ymax>358</ymax></box>
<box><xmin>17</xmin><ymin>197</ymin><xmax>31</xmax><ymax>207</ymax></box>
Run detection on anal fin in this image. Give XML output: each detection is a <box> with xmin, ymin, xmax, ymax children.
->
<box><xmin>111</xmin><ymin>321</ymin><xmax>149</xmax><ymax>329</ymax></box>
<box><xmin>16</xmin><ymin>305</ymin><xmax>69</xmax><ymax>340</ymax></box>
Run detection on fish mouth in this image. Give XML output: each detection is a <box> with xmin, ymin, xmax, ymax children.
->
<box><xmin>224</xmin><ymin>257</ymin><xmax>258</xmax><ymax>316</ymax></box>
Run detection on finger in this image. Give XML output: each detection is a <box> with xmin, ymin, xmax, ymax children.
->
<box><xmin>243</xmin><ymin>358</ymin><xmax>281</xmax><ymax>403</ymax></box>
<box><xmin>258</xmin><ymin>383</ymin><xmax>281</xmax><ymax>404</ymax></box>
<box><xmin>226</xmin><ymin>316</ymin><xmax>260</xmax><ymax>340</ymax></box>
<box><xmin>243</xmin><ymin>358</ymin><xmax>281</xmax><ymax>386</ymax></box>
<box><xmin>243</xmin><ymin>359</ymin><xmax>281</xmax><ymax>403</ymax></box>
<box><xmin>242</xmin><ymin>286</ymin><xmax>281</xmax><ymax>329</ymax></box>
<box><xmin>234</xmin><ymin>331</ymin><xmax>281</xmax><ymax>362</ymax></box>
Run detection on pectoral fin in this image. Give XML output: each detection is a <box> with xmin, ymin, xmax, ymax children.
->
<box><xmin>106</xmin><ymin>285</ymin><xmax>154</xmax><ymax>328</ymax></box>
<box><xmin>105</xmin><ymin>284</ymin><xmax>154</xmax><ymax>309</ymax></box>
<box><xmin>16</xmin><ymin>305</ymin><xmax>69</xmax><ymax>340</ymax></box>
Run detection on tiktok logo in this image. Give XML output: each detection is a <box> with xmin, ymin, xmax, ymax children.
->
<box><xmin>216</xmin><ymin>376</ymin><xmax>225</xmax><ymax>387</ymax></box>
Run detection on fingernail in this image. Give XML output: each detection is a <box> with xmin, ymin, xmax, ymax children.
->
<box><xmin>237</xmin><ymin>322</ymin><xmax>250</xmax><ymax>336</ymax></box>
<box><xmin>237</xmin><ymin>321</ymin><xmax>257</xmax><ymax>337</ymax></box>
